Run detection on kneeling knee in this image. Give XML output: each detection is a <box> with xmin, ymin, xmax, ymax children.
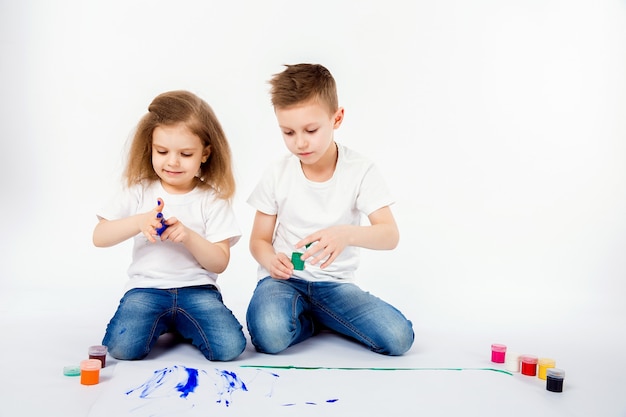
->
<box><xmin>203</xmin><ymin>334</ymin><xmax>247</xmax><ymax>362</ymax></box>
<box><xmin>251</xmin><ymin>338</ymin><xmax>289</xmax><ymax>355</ymax></box>
<box><xmin>107</xmin><ymin>345</ymin><xmax>148</xmax><ymax>361</ymax></box>
<box><xmin>376</xmin><ymin>325</ymin><xmax>415</xmax><ymax>356</ymax></box>
<box><xmin>248</xmin><ymin>325</ymin><xmax>291</xmax><ymax>355</ymax></box>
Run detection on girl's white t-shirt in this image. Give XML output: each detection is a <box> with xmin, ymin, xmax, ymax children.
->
<box><xmin>97</xmin><ymin>181</ymin><xmax>241</xmax><ymax>291</ymax></box>
<box><xmin>247</xmin><ymin>143</ymin><xmax>394</xmax><ymax>282</ymax></box>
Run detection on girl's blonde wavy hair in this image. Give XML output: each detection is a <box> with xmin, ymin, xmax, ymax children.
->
<box><xmin>124</xmin><ymin>90</ymin><xmax>235</xmax><ymax>200</ymax></box>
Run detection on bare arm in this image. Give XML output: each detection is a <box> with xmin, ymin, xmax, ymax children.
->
<box><xmin>92</xmin><ymin>200</ymin><xmax>164</xmax><ymax>247</ymax></box>
<box><xmin>93</xmin><ymin>214</ymin><xmax>153</xmax><ymax>247</ymax></box>
<box><xmin>93</xmin><ymin>198</ymin><xmax>231</xmax><ymax>274</ymax></box>
<box><xmin>161</xmin><ymin>217</ymin><xmax>231</xmax><ymax>274</ymax></box>
<box><xmin>249</xmin><ymin>210</ymin><xmax>293</xmax><ymax>279</ymax></box>
<box><xmin>298</xmin><ymin>205</ymin><xmax>399</xmax><ymax>269</ymax></box>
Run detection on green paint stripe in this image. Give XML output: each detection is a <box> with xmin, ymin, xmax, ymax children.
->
<box><xmin>240</xmin><ymin>365</ymin><xmax>512</xmax><ymax>375</ymax></box>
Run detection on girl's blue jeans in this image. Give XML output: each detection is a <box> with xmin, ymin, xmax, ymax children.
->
<box><xmin>246</xmin><ymin>277</ymin><xmax>414</xmax><ymax>355</ymax></box>
<box><xmin>103</xmin><ymin>285</ymin><xmax>246</xmax><ymax>361</ymax></box>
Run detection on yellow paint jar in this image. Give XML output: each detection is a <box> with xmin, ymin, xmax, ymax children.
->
<box><xmin>537</xmin><ymin>358</ymin><xmax>556</xmax><ymax>380</ymax></box>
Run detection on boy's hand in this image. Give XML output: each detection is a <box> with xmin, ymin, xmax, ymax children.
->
<box><xmin>269</xmin><ymin>252</ymin><xmax>294</xmax><ymax>280</ymax></box>
<box><xmin>297</xmin><ymin>225</ymin><xmax>350</xmax><ymax>269</ymax></box>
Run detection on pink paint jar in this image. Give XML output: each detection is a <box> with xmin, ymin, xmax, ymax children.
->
<box><xmin>491</xmin><ymin>344</ymin><xmax>507</xmax><ymax>363</ymax></box>
<box><xmin>520</xmin><ymin>355</ymin><xmax>538</xmax><ymax>376</ymax></box>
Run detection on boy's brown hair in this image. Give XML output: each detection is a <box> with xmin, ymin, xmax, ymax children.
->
<box><xmin>125</xmin><ymin>90</ymin><xmax>235</xmax><ymax>200</ymax></box>
<box><xmin>269</xmin><ymin>64</ymin><xmax>338</xmax><ymax>114</ymax></box>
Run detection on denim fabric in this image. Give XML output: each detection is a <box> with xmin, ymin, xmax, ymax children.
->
<box><xmin>103</xmin><ymin>285</ymin><xmax>246</xmax><ymax>361</ymax></box>
<box><xmin>246</xmin><ymin>277</ymin><xmax>414</xmax><ymax>355</ymax></box>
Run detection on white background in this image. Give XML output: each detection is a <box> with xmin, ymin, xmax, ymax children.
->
<box><xmin>1</xmin><ymin>1</ymin><xmax>625</xmax><ymax>415</ymax></box>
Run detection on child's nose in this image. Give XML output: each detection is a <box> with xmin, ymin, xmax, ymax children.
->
<box><xmin>168</xmin><ymin>154</ymin><xmax>180</xmax><ymax>166</ymax></box>
<box><xmin>295</xmin><ymin>134</ymin><xmax>308</xmax><ymax>148</ymax></box>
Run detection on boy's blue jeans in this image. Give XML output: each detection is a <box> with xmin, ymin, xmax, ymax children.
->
<box><xmin>246</xmin><ymin>277</ymin><xmax>414</xmax><ymax>355</ymax></box>
<box><xmin>103</xmin><ymin>285</ymin><xmax>246</xmax><ymax>361</ymax></box>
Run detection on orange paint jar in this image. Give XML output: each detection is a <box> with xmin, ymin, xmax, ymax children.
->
<box><xmin>80</xmin><ymin>359</ymin><xmax>101</xmax><ymax>385</ymax></box>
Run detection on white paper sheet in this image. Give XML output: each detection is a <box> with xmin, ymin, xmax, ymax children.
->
<box><xmin>87</xmin><ymin>360</ymin><xmax>564</xmax><ymax>417</ymax></box>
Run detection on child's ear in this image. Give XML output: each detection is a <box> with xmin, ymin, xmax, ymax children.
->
<box><xmin>202</xmin><ymin>145</ymin><xmax>211</xmax><ymax>163</ymax></box>
<box><xmin>333</xmin><ymin>107</ymin><xmax>345</xmax><ymax>129</ymax></box>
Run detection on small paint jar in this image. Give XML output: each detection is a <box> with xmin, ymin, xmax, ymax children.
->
<box><xmin>546</xmin><ymin>368</ymin><xmax>565</xmax><ymax>392</ymax></box>
<box><xmin>491</xmin><ymin>344</ymin><xmax>507</xmax><ymax>363</ymax></box>
<box><xmin>80</xmin><ymin>359</ymin><xmax>102</xmax><ymax>385</ymax></box>
<box><xmin>63</xmin><ymin>365</ymin><xmax>81</xmax><ymax>377</ymax></box>
<box><xmin>520</xmin><ymin>355</ymin><xmax>538</xmax><ymax>376</ymax></box>
<box><xmin>504</xmin><ymin>352</ymin><xmax>521</xmax><ymax>372</ymax></box>
<box><xmin>291</xmin><ymin>252</ymin><xmax>305</xmax><ymax>270</ymax></box>
<box><xmin>88</xmin><ymin>345</ymin><xmax>108</xmax><ymax>368</ymax></box>
<box><xmin>537</xmin><ymin>358</ymin><xmax>556</xmax><ymax>380</ymax></box>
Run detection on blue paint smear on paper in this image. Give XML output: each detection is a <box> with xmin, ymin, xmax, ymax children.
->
<box><xmin>126</xmin><ymin>366</ymin><xmax>201</xmax><ymax>399</ymax></box>
<box><xmin>176</xmin><ymin>367</ymin><xmax>199</xmax><ymax>398</ymax></box>
<box><xmin>126</xmin><ymin>365</ymin><xmax>338</xmax><ymax>409</ymax></box>
<box><xmin>215</xmin><ymin>369</ymin><xmax>248</xmax><ymax>406</ymax></box>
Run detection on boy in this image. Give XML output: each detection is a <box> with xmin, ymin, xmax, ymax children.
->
<box><xmin>246</xmin><ymin>63</ymin><xmax>414</xmax><ymax>355</ymax></box>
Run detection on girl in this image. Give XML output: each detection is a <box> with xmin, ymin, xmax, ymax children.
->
<box><xmin>93</xmin><ymin>90</ymin><xmax>246</xmax><ymax>361</ymax></box>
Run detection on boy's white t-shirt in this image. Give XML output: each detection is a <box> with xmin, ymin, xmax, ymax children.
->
<box><xmin>97</xmin><ymin>181</ymin><xmax>241</xmax><ymax>291</ymax></box>
<box><xmin>247</xmin><ymin>143</ymin><xmax>394</xmax><ymax>282</ymax></box>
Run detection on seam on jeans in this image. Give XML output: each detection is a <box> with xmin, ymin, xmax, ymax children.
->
<box><xmin>144</xmin><ymin>311</ymin><xmax>171</xmax><ymax>357</ymax></box>
<box><xmin>290</xmin><ymin>293</ymin><xmax>307</xmax><ymax>335</ymax></box>
<box><xmin>176</xmin><ymin>308</ymin><xmax>214</xmax><ymax>360</ymax></box>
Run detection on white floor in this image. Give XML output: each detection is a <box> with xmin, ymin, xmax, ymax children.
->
<box><xmin>1</xmin><ymin>279</ymin><xmax>624</xmax><ymax>417</ymax></box>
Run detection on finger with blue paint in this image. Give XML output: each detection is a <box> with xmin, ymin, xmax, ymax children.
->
<box><xmin>155</xmin><ymin>199</ymin><xmax>168</xmax><ymax>236</ymax></box>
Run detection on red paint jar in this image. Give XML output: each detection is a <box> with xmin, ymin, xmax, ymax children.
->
<box><xmin>88</xmin><ymin>345</ymin><xmax>108</xmax><ymax>368</ymax></box>
<box><xmin>520</xmin><ymin>355</ymin><xmax>538</xmax><ymax>376</ymax></box>
<box><xmin>491</xmin><ymin>344</ymin><xmax>507</xmax><ymax>363</ymax></box>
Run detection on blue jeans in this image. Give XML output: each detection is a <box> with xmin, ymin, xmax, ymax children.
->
<box><xmin>246</xmin><ymin>277</ymin><xmax>414</xmax><ymax>355</ymax></box>
<box><xmin>103</xmin><ymin>285</ymin><xmax>246</xmax><ymax>361</ymax></box>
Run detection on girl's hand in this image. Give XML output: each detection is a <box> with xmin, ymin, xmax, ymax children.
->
<box><xmin>158</xmin><ymin>217</ymin><xmax>189</xmax><ymax>243</ymax></box>
<box><xmin>297</xmin><ymin>225</ymin><xmax>351</xmax><ymax>269</ymax></box>
<box><xmin>269</xmin><ymin>252</ymin><xmax>294</xmax><ymax>280</ymax></box>
<box><xmin>141</xmin><ymin>198</ymin><xmax>166</xmax><ymax>243</ymax></box>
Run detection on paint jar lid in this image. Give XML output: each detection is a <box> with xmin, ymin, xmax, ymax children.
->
<box><xmin>63</xmin><ymin>365</ymin><xmax>81</xmax><ymax>376</ymax></box>
<box><xmin>546</xmin><ymin>368</ymin><xmax>565</xmax><ymax>379</ymax></box>
<box><xmin>88</xmin><ymin>345</ymin><xmax>108</xmax><ymax>355</ymax></box>
<box><xmin>538</xmin><ymin>358</ymin><xmax>556</xmax><ymax>367</ymax></box>
<box><xmin>520</xmin><ymin>355</ymin><xmax>538</xmax><ymax>364</ymax></box>
<box><xmin>80</xmin><ymin>359</ymin><xmax>102</xmax><ymax>371</ymax></box>
<box><xmin>491</xmin><ymin>343</ymin><xmax>507</xmax><ymax>352</ymax></box>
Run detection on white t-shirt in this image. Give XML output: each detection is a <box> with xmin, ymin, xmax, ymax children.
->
<box><xmin>97</xmin><ymin>181</ymin><xmax>241</xmax><ymax>291</ymax></box>
<box><xmin>247</xmin><ymin>143</ymin><xmax>394</xmax><ymax>282</ymax></box>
